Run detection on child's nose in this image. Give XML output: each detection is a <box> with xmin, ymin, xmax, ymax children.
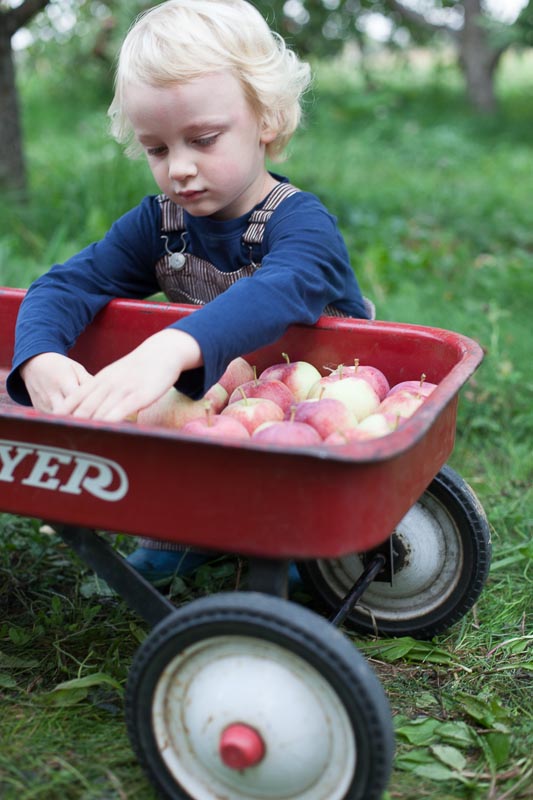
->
<box><xmin>168</xmin><ymin>149</ymin><xmax>197</xmax><ymax>182</ymax></box>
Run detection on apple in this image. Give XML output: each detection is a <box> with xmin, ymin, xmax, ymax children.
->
<box><xmin>356</xmin><ymin>412</ymin><xmax>399</xmax><ymax>436</ymax></box>
<box><xmin>203</xmin><ymin>382</ymin><xmax>230</xmax><ymax>414</ymax></box>
<box><xmin>199</xmin><ymin>357</ymin><xmax>256</xmax><ymax>413</ymax></box>
<box><xmin>387</xmin><ymin>373</ymin><xmax>437</xmax><ymax>399</ymax></box>
<box><xmin>137</xmin><ymin>388</ymin><xmax>208</xmax><ymax>429</ymax></box>
<box><xmin>324</xmin><ymin>428</ymin><xmax>378</xmax><ymax>445</ymax></box>
<box><xmin>307</xmin><ymin>376</ymin><xmax>380</xmax><ymax>422</ymax></box>
<box><xmin>323</xmin><ymin>411</ymin><xmax>399</xmax><ymax>445</ymax></box>
<box><xmin>287</xmin><ymin>397</ymin><xmax>358</xmax><ymax>439</ymax></box>
<box><xmin>379</xmin><ymin>389</ymin><xmax>425</xmax><ymax>419</ymax></box>
<box><xmin>221</xmin><ymin>396</ymin><xmax>284</xmax><ymax>434</ymax></box>
<box><xmin>180</xmin><ymin>407</ymin><xmax>250</xmax><ymax>441</ymax></box>
<box><xmin>219</xmin><ymin>356</ymin><xmax>255</xmax><ymax>394</ymax></box>
<box><xmin>228</xmin><ymin>377</ymin><xmax>294</xmax><ymax>414</ymax></box>
<box><xmin>327</xmin><ymin>360</ymin><xmax>390</xmax><ymax>401</ymax></box>
<box><xmin>252</xmin><ymin>419</ymin><xmax>322</xmax><ymax>446</ymax></box>
<box><xmin>259</xmin><ymin>353</ymin><xmax>322</xmax><ymax>402</ymax></box>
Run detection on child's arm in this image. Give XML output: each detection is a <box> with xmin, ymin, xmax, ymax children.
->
<box><xmin>7</xmin><ymin>197</ymin><xmax>164</xmax><ymax>407</ymax></box>
<box><xmin>55</xmin><ymin>328</ymin><xmax>202</xmax><ymax>422</ymax></box>
<box><xmin>20</xmin><ymin>353</ymin><xmax>92</xmax><ymax>413</ymax></box>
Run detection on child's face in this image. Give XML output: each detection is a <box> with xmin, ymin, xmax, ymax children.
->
<box><xmin>123</xmin><ymin>71</ymin><xmax>276</xmax><ymax>220</ymax></box>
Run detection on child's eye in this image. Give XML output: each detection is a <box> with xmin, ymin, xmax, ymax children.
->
<box><xmin>194</xmin><ymin>134</ymin><xmax>219</xmax><ymax>148</ymax></box>
<box><xmin>146</xmin><ymin>145</ymin><xmax>167</xmax><ymax>157</ymax></box>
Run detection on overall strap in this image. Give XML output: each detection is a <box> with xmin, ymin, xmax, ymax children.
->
<box><xmin>158</xmin><ymin>183</ymin><xmax>299</xmax><ymax>240</ymax></box>
<box><xmin>158</xmin><ymin>195</ymin><xmax>185</xmax><ymax>233</ymax></box>
<box><xmin>156</xmin><ymin>190</ymin><xmax>375</xmax><ymax>319</ymax></box>
<box><xmin>242</xmin><ymin>182</ymin><xmax>300</xmax><ymax>245</ymax></box>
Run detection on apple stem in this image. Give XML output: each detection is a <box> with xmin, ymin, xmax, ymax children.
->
<box><xmin>353</xmin><ymin>358</ymin><xmax>360</xmax><ymax>372</ymax></box>
<box><xmin>337</xmin><ymin>364</ymin><xmax>344</xmax><ymax>379</ymax></box>
<box><xmin>420</xmin><ymin>373</ymin><xmax>426</xmax><ymax>388</ymax></box>
<box><xmin>253</xmin><ymin>365</ymin><xmax>259</xmax><ymax>385</ymax></box>
<box><xmin>238</xmin><ymin>386</ymin><xmax>249</xmax><ymax>404</ymax></box>
<box><xmin>318</xmin><ymin>386</ymin><xmax>326</xmax><ymax>401</ymax></box>
<box><xmin>289</xmin><ymin>406</ymin><xmax>296</xmax><ymax>423</ymax></box>
<box><xmin>282</xmin><ymin>352</ymin><xmax>291</xmax><ymax>365</ymax></box>
<box><xmin>204</xmin><ymin>400</ymin><xmax>214</xmax><ymax>426</ymax></box>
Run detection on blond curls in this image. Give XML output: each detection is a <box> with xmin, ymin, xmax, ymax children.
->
<box><xmin>108</xmin><ymin>0</ymin><xmax>312</xmax><ymax>161</ymax></box>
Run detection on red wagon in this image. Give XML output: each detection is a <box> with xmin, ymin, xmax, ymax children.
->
<box><xmin>0</xmin><ymin>287</ymin><xmax>491</xmax><ymax>800</ymax></box>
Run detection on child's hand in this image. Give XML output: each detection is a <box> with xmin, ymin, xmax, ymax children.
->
<box><xmin>20</xmin><ymin>353</ymin><xmax>92</xmax><ymax>413</ymax></box>
<box><xmin>55</xmin><ymin>329</ymin><xmax>202</xmax><ymax>422</ymax></box>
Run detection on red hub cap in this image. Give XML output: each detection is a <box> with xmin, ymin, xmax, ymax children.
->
<box><xmin>219</xmin><ymin>723</ymin><xmax>266</xmax><ymax>770</ymax></box>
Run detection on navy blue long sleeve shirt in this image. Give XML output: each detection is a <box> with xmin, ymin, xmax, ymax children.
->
<box><xmin>8</xmin><ymin>181</ymin><xmax>368</xmax><ymax>404</ymax></box>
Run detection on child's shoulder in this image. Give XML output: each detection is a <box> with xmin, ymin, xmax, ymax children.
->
<box><xmin>266</xmin><ymin>174</ymin><xmax>332</xmax><ymax>212</ymax></box>
<box><xmin>267</xmin><ymin>183</ymin><xmax>338</xmax><ymax>229</ymax></box>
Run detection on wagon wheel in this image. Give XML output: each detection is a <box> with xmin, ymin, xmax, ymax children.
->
<box><xmin>297</xmin><ymin>465</ymin><xmax>491</xmax><ymax>639</ymax></box>
<box><xmin>126</xmin><ymin>592</ymin><xmax>394</xmax><ymax>800</ymax></box>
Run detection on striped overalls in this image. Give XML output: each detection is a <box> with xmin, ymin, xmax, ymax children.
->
<box><xmin>154</xmin><ymin>181</ymin><xmax>350</xmax><ymax>316</ymax></box>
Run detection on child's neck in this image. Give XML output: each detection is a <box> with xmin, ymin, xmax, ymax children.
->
<box><xmin>261</xmin><ymin>172</ymin><xmax>279</xmax><ymax>200</ymax></box>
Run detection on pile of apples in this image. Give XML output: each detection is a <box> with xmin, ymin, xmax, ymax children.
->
<box><xmin>136</xmin><ymin>354</ymin><xmax>437</xmax><ymax>447</ymax></box>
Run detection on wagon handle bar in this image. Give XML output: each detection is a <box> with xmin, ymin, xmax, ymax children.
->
<box><xmin>56</xmin><ymin>525</ymin><xmax>175</xmax><ymax>627</ymax></box>
<box><xmin>329</xmin><ymin>553</ymin><xmax>386</xmax><ymax>628</ymax></box>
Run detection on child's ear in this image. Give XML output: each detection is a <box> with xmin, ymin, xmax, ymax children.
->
<box><xmin>259</xmin><ymin>122</ymin><xmax>278</xmax><ymax>145</ymax></box>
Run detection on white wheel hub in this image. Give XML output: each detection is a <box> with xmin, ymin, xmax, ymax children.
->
<box><xmin>152</xmin><ymin>635</ymin><xmax>356</xmax><ymax>800</ymax></box>
<box><xmin>318</xmin><ymin>494</ymin><xmax>463</xmax><ymax>620</ymax></box>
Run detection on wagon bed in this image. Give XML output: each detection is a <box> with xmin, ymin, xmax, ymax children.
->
<box><xmin>0</xmin><ymin>287</ymin><xmax>483</xmax><ymax>559</ymax></box>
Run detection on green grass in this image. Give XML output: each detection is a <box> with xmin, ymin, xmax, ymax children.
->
<box><xmin>1</xmin><ymin>49</ymin><xmax>532</xmax><ymax>799</ymax></box>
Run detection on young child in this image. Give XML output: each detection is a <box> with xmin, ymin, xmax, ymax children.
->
<box><xmin>7</xmin><ymin>0</ymin><xmax>371</xmax><ymax>584</ymax></box>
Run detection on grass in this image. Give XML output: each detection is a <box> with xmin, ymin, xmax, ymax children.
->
<box><xmin>1</xmin><ymin>47</ymin><xmax>532</xmax><ymax>799</ymax></box>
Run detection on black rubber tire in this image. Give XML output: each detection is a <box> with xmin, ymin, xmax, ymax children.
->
<box><xmin>126</xmin><ymin>592</ymin><xmax>394</xmax><ymax>800</ymax></box>
<box><xmin>297</xmin><ymin>465</ymin><xmax>492</xmax><ymax>639</ymax></box>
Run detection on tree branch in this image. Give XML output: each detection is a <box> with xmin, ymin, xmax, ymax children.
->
<box><xmin>382</xmin><ymin>0</ymin><xmax>457</xmax><ymax>37</ymax></box>
<box><xmin>4</xmin><ymin>0</ymin><xmax>51</xmax><ymax>35</ymax></box>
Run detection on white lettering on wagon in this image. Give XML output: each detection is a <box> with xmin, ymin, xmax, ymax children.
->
<box><xmin>0</xmin><ymin>440</ymin><xmax>128</xmax><ymax>502</ymax></box>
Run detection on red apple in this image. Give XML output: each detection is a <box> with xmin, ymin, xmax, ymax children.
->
<box><xmin>324</xmin><ymin>411</ymin><xmax>398</xmax><ymax>445</ymax></box>
<box><xmin>137</xmin><ymin>388</ymin><xmax>208</xmax><ymax>429</ymax></box>
<box><xmin>203</xmin><ymin>382</ymin><xmax>230</xmax><ymax>414</ymax></box>
<box><xmin>324</xmin><ymin>428</ymin><xmax>377</xmax><ymax>445</ymax></box>
<box><xmin>259</xmin><ymin>353</ymin><xmax>322</xmax><ymax>402</ymax></box>
<box><xmin>355</xmin><ymin>412</ymin><xmax>398</xmax><ymax>437</ymax></box>
<box><xmin>218</xmin><ymin>357</ymin><xmax>255</xmax><ymax>396</ymax></box>
<box><xmin>328</xmin><ymin>360</ymin><xmax>390</xmax><ymax>401</ymax></box>
<box><xmin>228</xmin><ymin>378</ymin><xmax>294</xmax><ymax>413</ymax></box>
<box><xmin>323</xmin><ymin>425</ymin><xmax>391</xmax><ymax>445</ymax></box>
<box><xmin>180</xmin><ymin>410</ymin><xmax>250</xmax><ymax>441</ymax></box>
<box><xmin>287</xmin><ymin>398</ymin><xmax>358</xmax><ymax>439</ymax></box>
<box><xmin>308</xmin><ymin>376</ymin><xmax>380</xmax><ymax>422</ymax></box>
<box><xmin>201</xmin><ymin>357</ymin><xmax>255</xmax><ymax>413</ymax></box>
<box><xmin>379</xmin><ymin>389</ymin><xmax>425</xmax><ymax>419</ymax></box>
<box><xmin>387</xmin><ymin>374</ymin><xmax>437</xmax><ymax>399</ymax></box>
<box><xmin>252</xmin><ymin>420</ymin><xmax>322</xmax><ymax>446</ymax></box>
<box><xmin>221</xmin><ymin>396</ymin><xmax>284</xmax><ymax>434</ymax></box>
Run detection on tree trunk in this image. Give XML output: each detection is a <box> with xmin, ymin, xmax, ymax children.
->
<box><xmin>458</xmin><ymin>0</ymin><xmax>505</xmax><ymax>112</ymax></box>
<box><xmin>0</xmin><ymin>20</ymin><xmax>27</xmax><ymax>194</ymax></box>
<box><xmin>1</xmin><ymin>1</ymin><xmax>51</xmax><ymax>194</ymax></box>
<box><xmin>384</xmin><ymin>0</ymin><xmax>507</xmax><ymax>113</ymax></box>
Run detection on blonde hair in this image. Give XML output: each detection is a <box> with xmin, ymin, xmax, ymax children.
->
<box><xmin>108</xmin><ymin>0</ymin><xmax>312</xmax><ymax>160</ymax></box>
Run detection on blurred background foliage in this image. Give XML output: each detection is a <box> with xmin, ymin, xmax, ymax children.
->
<box><xmin>2</xmin><ymin>0</ymin><xmax>533</xmax><ymax>193</ymax></box>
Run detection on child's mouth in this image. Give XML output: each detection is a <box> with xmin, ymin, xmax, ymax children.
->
<box><xmin>178</xmin><ymin>190</ymin><xmax>205</xmax><ymax>201</ymax></box>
